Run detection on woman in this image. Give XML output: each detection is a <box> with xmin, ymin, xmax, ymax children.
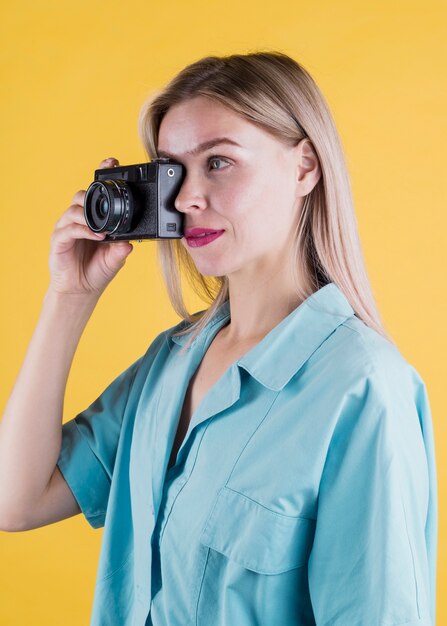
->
<box><xmin>0</xmin><ymin>52</ymin><xmax>437</xmax><ymax>625</ymax></box>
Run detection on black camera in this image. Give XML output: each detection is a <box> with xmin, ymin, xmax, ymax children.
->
<box><xmin>84</xmin><ymin>158</ymin><xmax>185</xmax><ymax>241</ymax></box>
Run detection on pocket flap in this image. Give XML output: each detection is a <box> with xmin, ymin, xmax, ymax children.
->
<box><xmin>200</xmin><ymin>487</ymin><xmax>315</xmax><ymax>575</ymax></box>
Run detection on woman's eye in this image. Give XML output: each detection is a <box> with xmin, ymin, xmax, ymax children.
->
<box><xmin>208</xmin><ymin>157</ymin><xmax>230</xmax><ymax>171</ymax></box>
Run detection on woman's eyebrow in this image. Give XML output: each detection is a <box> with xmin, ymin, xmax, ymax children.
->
<box><xmin>157</xmin><ymin>137</ymin><xmax>243</xmax><ymax>159</ymax></box>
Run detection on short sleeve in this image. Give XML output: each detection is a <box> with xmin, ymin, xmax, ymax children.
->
<box><xmin>56</xmin><ymin>328</ymin><xmax>169</xmax><ymax>529</ymax></box>
<box><xmin>308</xmin><ymin>368</ymin><xmax>437</xmax><ymax>626</ymax></box>
<box><xmin>56</xmin><ymin>355</ymin><xmax>143</xmax><ymax>529</ymax></box>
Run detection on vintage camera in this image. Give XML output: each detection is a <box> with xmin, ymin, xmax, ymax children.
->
<box><xmin>84</xmin><ymin>158</ymin><xmax>185</xmax><ymax>241</ymax></box>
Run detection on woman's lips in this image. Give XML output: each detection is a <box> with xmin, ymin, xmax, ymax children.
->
<box><xmin>184</xmin><ymin>227</ymin><xmax>222</xmax><ymax>237</ymax></box>
<box><xmin>185</xmin><ymin>230</ymin><xmax>225</xmax><ymax>248</ymax></box>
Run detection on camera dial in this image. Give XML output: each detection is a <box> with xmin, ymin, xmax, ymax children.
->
<box><xmin>84</xmin><ymin>179</ymin><xmax>134</xmax><ymax>234</ymax></box>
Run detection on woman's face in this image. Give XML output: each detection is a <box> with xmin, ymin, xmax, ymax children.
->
<box><xmin>157</xmin><ymin>96</ymin><xmax>316</xmax><ymax>279</ymax></box>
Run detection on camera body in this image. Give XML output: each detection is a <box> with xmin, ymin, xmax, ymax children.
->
<box><xmin>84</xmin><ymin>158</ymin><xmax>185</xmax><ymax>241</ymax></box>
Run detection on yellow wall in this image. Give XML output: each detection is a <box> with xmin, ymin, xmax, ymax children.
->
<box><xmin>0</xmin><ymin>1</ymin><xmax>445</xmax><ymax>623</ymax></box>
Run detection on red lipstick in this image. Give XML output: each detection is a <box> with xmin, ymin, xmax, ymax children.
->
<box><xmin>184</xmin><ymin>228</ymin><xmax>225</xmax><ymax>248</ymax></box>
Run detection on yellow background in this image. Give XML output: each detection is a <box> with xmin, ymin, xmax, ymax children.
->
<box><xmin>0</xmin><ymin>1</ymin><xmax>445</xmax><ymax>623</ymax></box>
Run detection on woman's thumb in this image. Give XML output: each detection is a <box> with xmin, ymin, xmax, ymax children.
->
<box><xmin>110</xmin><ymin>241</ymin><xmax>133</xmax><ymax>264</ymax></box>
<box><xmin>116</xmin><ymin>241</ymin><xmax>133</xmax><ymax>252</ymax></box>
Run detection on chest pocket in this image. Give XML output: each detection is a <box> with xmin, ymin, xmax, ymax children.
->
<box><xmin>200</xmin><ymin>486</ymin><xmax>315</xmax><ymax>574</ymax></box>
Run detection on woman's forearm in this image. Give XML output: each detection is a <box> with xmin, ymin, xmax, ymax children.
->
<box><xmin>0</xmin><ymin>288</ymin><xmax>100</xmax><ymax>525</ymax></box>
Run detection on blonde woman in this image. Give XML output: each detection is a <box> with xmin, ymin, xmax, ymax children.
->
<box><xmin>0</xmin><ymin>52</ymin><xmax>437</xmax><ymax>626</ymax></box>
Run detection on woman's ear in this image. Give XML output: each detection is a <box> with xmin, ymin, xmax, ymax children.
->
<box><xmin>295</xmin><ymin>138</ymin><xmax>321</xmax><ymax>196</ymax></box>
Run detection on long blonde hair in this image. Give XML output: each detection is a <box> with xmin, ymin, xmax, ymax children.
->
<box><xmin>138</xmin><ymin>51</ymin><xmax>393</xmax><ymax>351</ymax></box>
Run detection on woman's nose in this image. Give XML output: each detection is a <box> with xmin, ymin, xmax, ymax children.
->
<box><xmin>174</xmin><ymin>172</ymin><xmax>207</xmax><ymax>213</ymax></box>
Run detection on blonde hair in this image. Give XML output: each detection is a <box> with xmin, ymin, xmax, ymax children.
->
<box><xmin>138</xmin><ymin>50</ymin><xmax>393</xmax><ymax>352</ymax></box>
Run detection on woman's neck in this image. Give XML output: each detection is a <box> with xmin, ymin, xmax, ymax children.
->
<box><xmin>222</xmin><ymin>263</ymin><xmax>303</xmax><ymax>344</ymax></box>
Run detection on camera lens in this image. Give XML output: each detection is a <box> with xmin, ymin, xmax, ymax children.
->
<box><xmin>84</xmin><ymin>180</ymin><xmax>134</xmax><ymax>234</ymax></box>
<box><xmin>97</xmin><ymin>194</ymin><xmax>109</xmax><ymax>219</ymax></box>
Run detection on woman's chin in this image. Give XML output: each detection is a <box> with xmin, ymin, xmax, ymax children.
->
<box><xmin>192</xmin><ymin>257</ymin><xmax>231</xmax><ymax>278</ymax></box>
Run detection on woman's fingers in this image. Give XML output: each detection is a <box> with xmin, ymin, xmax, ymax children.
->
<box><xmin>99</xmin><ymin>157</ymin><xmax>119</xmax><ymax>168</ymax></box>
<box><xmin>54</xmin><ymin>204</ymin><xmax>86</xmax><ymax>229</ymax></box>
<box><xmin>47</xmin><ymin>157</ymin><xmax>130</xmax><ymax>296</ymax></box>
<box><xmin>51</xmin><ymin>223</ymin><xmax>106</xmax><ymax>247</ymax></box>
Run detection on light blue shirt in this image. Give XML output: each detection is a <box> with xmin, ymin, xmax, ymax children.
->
<box><xmin>56</xmin><ymin>282</ymin><xmax>437</xmax><ymax>626</ymax></box>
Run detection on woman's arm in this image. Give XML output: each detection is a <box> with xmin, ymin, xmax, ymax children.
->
<box><xmin>0</xmin><ymin>156</ymin><xmax>133</xmax><ymax>531</ymax></box>
<box><xmin>0</xmin><ymin>289</ymin><xmax>99</xmax><ymax>531</ymax></box>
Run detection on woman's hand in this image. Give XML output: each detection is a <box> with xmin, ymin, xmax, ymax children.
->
<box><xmin>48</xmin><ymin>157</ymin><xmax>133</xmax><ymax>298</ymax></box>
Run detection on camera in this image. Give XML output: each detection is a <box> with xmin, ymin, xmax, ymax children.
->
<box><xmin>84</xmin><ymin>158</ymin><xmax>185</xmax><ymax>241</ymax></box>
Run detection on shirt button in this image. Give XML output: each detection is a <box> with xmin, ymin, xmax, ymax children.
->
<box><xmin>151</xmin><ymin>505</ymin><xmax>154</xmax><ymax>515</ymax></box>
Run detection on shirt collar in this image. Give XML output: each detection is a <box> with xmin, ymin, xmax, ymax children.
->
<box><xmin>170</xmin><ymin>282</ymin><xmax>354</xmax><ymax>391</ymax></box>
